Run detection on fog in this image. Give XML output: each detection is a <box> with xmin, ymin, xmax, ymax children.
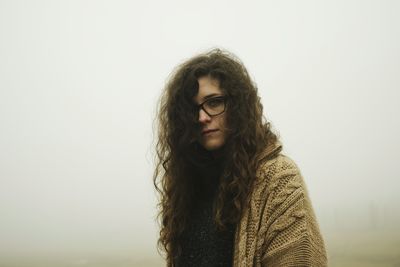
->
<box><xmin>0</xmin><ymin>0</ymin><xmax>399</xmax><ymax>266</ymax></box>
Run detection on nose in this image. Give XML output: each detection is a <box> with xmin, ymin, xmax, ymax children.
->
<box><xmin>198</xmin><ymin>108</ymin><xmax>211</xmax><ymax>124</ymax></box>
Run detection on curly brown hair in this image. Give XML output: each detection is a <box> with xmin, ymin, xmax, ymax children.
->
<box><xmin>153</xmin><ymin>48</ymin><xmax>281</xmax><ymax>264</ymax></box>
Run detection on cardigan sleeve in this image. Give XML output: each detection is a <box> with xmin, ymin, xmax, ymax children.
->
<box><xmin>260</xmin><ymin>155</ymin><xmax>327</xmax><ymax>267</ymax></box>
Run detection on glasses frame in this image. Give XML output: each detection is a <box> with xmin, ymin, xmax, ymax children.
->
<box><xmin>197</xmin><ymin>96</ymin><xmax>227</xmax><ymax>117</ymax></box>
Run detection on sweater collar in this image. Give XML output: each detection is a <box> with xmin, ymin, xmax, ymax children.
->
<box><xmin>257</xmin><ymin>141</ymin><xmax>283</xmax><ymax>163</ymax></box>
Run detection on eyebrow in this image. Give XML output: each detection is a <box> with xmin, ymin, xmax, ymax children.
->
<box><xmin>198</xmin><ymin>93</ymin><xmax>224</xmax><ymax>104</ymax></box>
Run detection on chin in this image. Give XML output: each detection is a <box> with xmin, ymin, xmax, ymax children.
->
<box><xmin>202</xmin><ymin>140</ymin><xmax>225</xmax><ymax>151</ymax></box>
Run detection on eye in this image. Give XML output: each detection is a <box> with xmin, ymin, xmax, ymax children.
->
<box><xmin>207</xmin><ymin>97</ymin><xmax>224</xmax><ymax>107</ymax></box>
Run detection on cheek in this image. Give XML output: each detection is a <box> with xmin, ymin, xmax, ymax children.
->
<box><xmin>217</xmin><ymin>115</ymin><xmax>228</xmax><ymax>131</ymax></box>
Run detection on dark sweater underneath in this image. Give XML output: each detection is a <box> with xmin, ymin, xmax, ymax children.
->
<box><xmin>175</xmin><ymin>159</ymin><xmax>235</xmax><ymax>267</ymax></box>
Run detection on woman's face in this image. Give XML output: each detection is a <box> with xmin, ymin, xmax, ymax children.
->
<box><xmin>193</xmin><ymin>76</ymin><xmax>228</xmax><ymax>151</ymax></box>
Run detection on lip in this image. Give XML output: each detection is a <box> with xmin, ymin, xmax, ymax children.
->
<box><xmin>202</xmin><ymin>129</ymin><xmax>218</xmax><ymax>135</ymax></box>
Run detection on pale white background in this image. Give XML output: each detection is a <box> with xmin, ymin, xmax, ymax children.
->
<box><xmin>0</xmin><ymin>0</ymin><xmax>399</xmax><ymax>266</ymax></box>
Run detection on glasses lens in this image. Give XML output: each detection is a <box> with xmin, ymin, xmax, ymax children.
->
<box><xmin>204</xmin><ymin>97</ymin><xmax>225</xmax><ymax>115</ymax></box>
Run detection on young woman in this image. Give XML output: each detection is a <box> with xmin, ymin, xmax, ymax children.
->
<box><xmin>153</xmin><ymin>49</ymin><xmax>327</xmax><ymax>266</ymax></box>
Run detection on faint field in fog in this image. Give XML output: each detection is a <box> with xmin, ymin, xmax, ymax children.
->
<box><xmin>2</xmin><ymin>229</ymin><xmax>399</xmax><ymax>267</ymax></box>
<box><xmin>0</xmin><ymin>254</ymin><xmax>165</xmax><ymax>267</ymax></box>
<box><xmin>326</xmin><ymin>229</ymin><xmax>400</xmax><ymax>267</ymax></box>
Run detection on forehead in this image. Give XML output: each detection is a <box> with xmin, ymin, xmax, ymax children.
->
<box><xmin>194</xmin><ymin>76</ymin><xmax>223</xmax><ymax>104</ymax></box>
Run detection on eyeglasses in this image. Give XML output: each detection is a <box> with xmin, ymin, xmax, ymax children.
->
<box><xmin>196</xmin><ymin>96</ymin><xmax>227</xmax><ymax>117</ymax></box>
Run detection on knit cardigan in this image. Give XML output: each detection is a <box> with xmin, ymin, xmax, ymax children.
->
<box><xmin>233</xmin><ymin>142</ymin><xmax>327</xmax><ymax>266</ymax></box>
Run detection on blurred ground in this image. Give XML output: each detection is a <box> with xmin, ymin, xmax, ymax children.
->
<box><xmin>1</xmin><ymin>229</ymin><xmax>399</xmax><ymax>267</ymax></box>
<box><xmin>326</xmin><ymin>229</ymin><xmax>400</xmax><ymax>267</ymax></box>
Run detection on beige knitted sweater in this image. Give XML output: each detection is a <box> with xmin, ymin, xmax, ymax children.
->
<box><xmin>233</xmin><ymin>143</ymin><xmax>327</xmax><ymax>266</ymax></box>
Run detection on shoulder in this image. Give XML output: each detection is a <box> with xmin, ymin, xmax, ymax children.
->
<box><xmin>254</xmin><ymin>140</ymin><xmax>302</xmax><ymax>185</ymax></box>
<box><xmin>255</xmin><ymin>153</ymin><xmax>304</xmax><ymax>193</ymax></box>
<box><xmin>259</xmin><ymin>153</ymin><xmax>300</xmax><ymax>173</ymax></box>
<box><xmin>253</xmin><ymin>153</ymin><xmax>313</xmax><ymax>225</ymax></box>
<box><xmin>247</xmin><ymin>150</ymin><xmax>328</xmax><ymax>265</ymax></box>
<box><xmin>255</xmin><ymin>154</ymin><xmax>328</xmax><ymax>266</ymax></box>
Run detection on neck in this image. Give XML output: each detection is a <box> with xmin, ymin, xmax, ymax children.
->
<box><xmin>211</xmin><ymin>146</ymin><xmax>226</xmax><ymax>159</ymax></box>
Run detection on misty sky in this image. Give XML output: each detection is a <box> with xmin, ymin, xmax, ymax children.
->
<box><xmin>0</xmin><ymin>1</ymin><xmax>399</xmax><ymax>266</ymax></box>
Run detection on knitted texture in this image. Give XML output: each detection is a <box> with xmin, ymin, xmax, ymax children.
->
<box><xmin>233</xmin><ymin>148</ymin><xmax>327</xmax><ymax>266</ymax></box>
